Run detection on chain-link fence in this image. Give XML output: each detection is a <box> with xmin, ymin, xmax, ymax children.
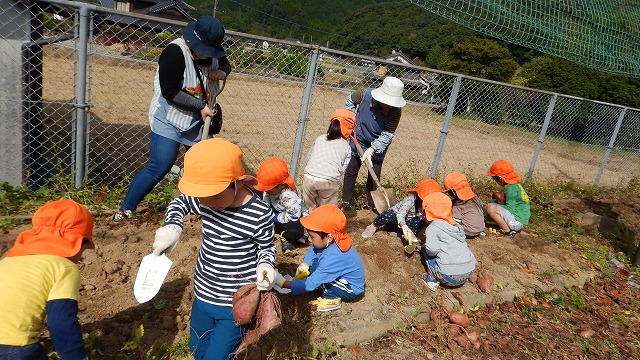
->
<box><xmin>1</xmin><ymin>0</ymin><xmax>639</xmax><ymax>193</ymax></box>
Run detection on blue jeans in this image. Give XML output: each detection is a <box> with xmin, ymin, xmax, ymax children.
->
<box><xmin>189</xmin><ymin>298</ymin><xmax>246</xmax><ymax>360</ymax></box>
<box><xmin>421</xmin><ymin>249</ymin><xmax>472</xmax><ymax>287</ymax></box>
<box><xmin>121</xmin><ymin>132</ymin><xmax>188</xmax><ymax>212</ymax></box>
<box><xmin>310</xmin><ymin>259</ymin><xmax>357</xmax><ymax>300</ymax></box>
<box><xmin>0</xmin><ymin>343</ymin><xmax>47</xmax><ymax>360</ymax></box>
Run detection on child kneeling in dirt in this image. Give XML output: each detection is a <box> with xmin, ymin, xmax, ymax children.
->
<box><xmin>443</xmin><ymin>172</ymin><xmax>485</xmax><ymax>238</ymax></box>
<box><xmin>420</xmin><ymin>192</ymin><xmax>476</xmax><ymax>291</ymax></box>
<box><xmin>151</xmin><ymin>138</ymin><xmax>277</xmax><ymax>360</ymax></box>
<box><xmin>273</xmin><ymin>205</ymin><xmax>365</xmax><ymax>312</ymax></box>
<box><xmin>0</xmin><ymin>199</ymin><xmax>95</xmax><ymax>360</ymax></box>
<box><xmin>361</xmin><ymin>178</ymin><xmax>441</xmax><ymax>241</ymax></box>
<box><xmin>255</xmin><ymin>158</ymin><xmax>309</xmax><ymax>254</ymax></box>
<box><xmin>486</xmin><ymin>160</ymin><xmax>530</xmax><ymax>238</ymax></box>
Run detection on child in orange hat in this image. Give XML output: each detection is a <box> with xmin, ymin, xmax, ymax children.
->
<box><xmin>255</xmin><ymin>158</ymin><xmax>309</xmax><ymax>254</ymax></box>
<box><xmin>273</xmin><ymin>205</ymin><xmax>365</xmax><ymax>312</ymax></box>
<box><xmin>0</xmin><ymin>199</ymin><xmax>95</xmax><ymax>360</ymax></box>
<box><xmin>361</xmin><ymin>178</ymin><xmax>441</xmax><ymax>242</ymax></box>
<box><xmin>302</xmin><ymin>109</ymin><xmax>354</xmax><ymax>211</ymax></box>
<box><xmin>486</xmin><ymin>160</ymin><xmax>530</xmax><ymax>238</ymax></box>
<box><xmin>443</xmin><ymin>172</ymin><xmax>485</xmax><ymax>238</ymax></box>
<box><xmin>420</xmin><ymin>192</ymin><xmax>476</xmax><ymax>291</ymax></box>
<box><xmin>151</xmin><ymin>138</ymin><xmax>277</xmax><ymax>360</ymax></box>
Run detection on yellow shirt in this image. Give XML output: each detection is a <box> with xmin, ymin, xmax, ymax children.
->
<box><xmin>0</xmin><ymin>255</ymin><xmax>80</xmax><ymax>346</ymax></box>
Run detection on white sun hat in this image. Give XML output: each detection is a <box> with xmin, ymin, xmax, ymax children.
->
<box><xmin>371</xmin><ymin>76</ymin><xmax>406</xmax><ymax>108</ymax></box>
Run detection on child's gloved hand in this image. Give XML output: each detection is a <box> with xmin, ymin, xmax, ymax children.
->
<box><xmin>273</xmin><ymin>212</ymin><xmax>299</xmax><ymax>223</ymax></box>
<box><xmin>273</xmin><ymin>271</ymin><xmax>292</xmax><ymax>294</ymax></box>
<box><xmin>274</xmin><ymin>270</ymin><xmax>287</xmax><ymax>287</ymax></box>
<box><xmin>401</xmin><ymin>224</ymin><xmax>415</xmax><ymax>241</ymax></box>
<box><xmin>152</xmin><ymin>224</ymin><xmax>182</xmax><ymax>256</ymax></box>
<box><xmin>294</xmin><ymin>263</ymin><xmax>310</xmax><ymax>280</ymax></box>
<box><xmin>256</xmin><ymin>264</ymin><xmax>276</xmax><ymax>291</ymax></box>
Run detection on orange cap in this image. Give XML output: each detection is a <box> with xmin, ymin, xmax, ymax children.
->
<box><xmin>487</xmin><ymin>160</ymin><xmax>520</xmax><ymax>184</ymax></box>
<box><xmin>254</xmin><ymin>158</ymin><xmax>297</xmax><ymax>192</ymax></box>
<box><xmin>408</xmin><ymin>178</ymin><xmax>441</xmax><ymax>200</ymax></box>
<box><xmin>443</xmin><ymin>172</ymin><xmax>476</xmax><ymax>201</ymax></box>
<box><xmin>7</xmin><ymin>199</ymin><xmax>95</xmax><ymax>258</ymax></box>
<box><xmin>179</xmin><ymin>138</ymin><xmax>256</xmax><ymax>197</ymax></box>
<box><xmin>331</xmin><ymin>109</ymin><xmax>355</xmax><ymax>138</ymax></box>
<box><xmin>300</xmin><ymin>204</ymin><xmax>352</xmax><ymax>252</ymax></box>
<box><xmin>423</xmin><ymin>192</ymin><xmax>456</xmax><ymax>225</ymax></box>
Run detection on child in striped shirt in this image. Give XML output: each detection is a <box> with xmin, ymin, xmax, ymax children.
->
<box><xmin>302</xmin><ymin>109</ymin><xmax>354</xmax><ymax>210</ymax></box>
<box><xmin>151</xmin><ymin>138</ymin><xmax>277</xmax><ymax>360</ymax></box>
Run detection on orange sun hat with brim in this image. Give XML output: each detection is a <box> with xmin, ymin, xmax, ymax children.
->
<box><xmin>423</xmin><ymin>192</ymin><xmax>456</xmax><ymax>225</ymax></box>
<box><xmin>331</xmin><ymin>109</ymin><xmax>356</xmax><ymax>138</ymax></box>
<box><xmin>7</xmin><ymin>199</ymin><xmax>95</xmax><ymax>258</ymax></box>
<box><xmin>300</xmin><ymin>205</ymin><xmax>352</xmax><ymax>252</ymax></box>
<box><xmin>254</xmin><ymin>158</ymin><xmax>297</xmax><ymax>192</ymax></box>
<box><xmin>179</xmin><ymin>138</ymin><xmax>257</xmax><ymax>197</ymax></box>
<box><xmin>443</xmin><ymin>172</ymin><xmax>476</xmax><ymax>201</ymax></box>
<box><xmin>408</xmin><ymin>178</ymin><xmax>441</xmax><ymax>200</ymax></box>
<box><xmin>487</xmin><ymin>159</ymin><xmax>521</xmax><ymax>184</ymax></box>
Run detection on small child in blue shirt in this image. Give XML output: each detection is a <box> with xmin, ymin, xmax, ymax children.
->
<box><xmin>274</xmin><ymin>205</ymin><xmax>365</xmax><ymax>312</ymax></box>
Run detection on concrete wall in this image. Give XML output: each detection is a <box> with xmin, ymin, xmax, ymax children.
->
<box><xmin>0</xmin><ymin>0</ymin><xmax>29</xmax><ymax>185</ymax></box>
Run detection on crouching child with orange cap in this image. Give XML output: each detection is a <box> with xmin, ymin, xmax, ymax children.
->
<box><xmin>0</xmin><ymin>199</ymin><xmax>95</xmax><ymax>360</ymax></box>
<box><xmin>151</xmin><ymin>138</ymin><xmax>277</xmax><ymax>360</ymax></box>
<box><xmin>361</xmin><ymin>178</ymin><xmax>441</xmax><ymax>242</ymax></box>
<box><xmin>255</xmin><ymin>158</ymin><xmax>309</xmax><ymax>254</ymax></box>
<box><xmin>486</xmin><ymin>160</ymin><xmax>530</xmax><ymax>238</ymax></box>
<box><xmin>443</xmin><ymin>172</ymin><xmax>485</xmax><ymax>238</ymax></box>
<box><xmin>273</xmin><ymin>205</ymin><xmax>365</xmax><ymax>312</ymax></box>
<box><xmin>420</xmin><ymin>193</ymin><xmax>476</xmax><ymax>291</ymax></box>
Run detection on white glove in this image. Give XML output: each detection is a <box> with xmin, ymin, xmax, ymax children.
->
<box><xmin>295</xmin><ymin>263</ymin><xmax>310</xmax><ymax>279</ymax></box>
<box><xmin>401</xmin><ymin>225</ymin><xmax>415</xmax><ymax>242</ymax></box>
<box><xmin>362</xmin><ymin>147</ymin><xmax>375</xmax><ymax>163</ymax></box>
<box><xmin>275</xmin><ymin>271</ymin><xmax>286</xmax><ymax>287</ymax></box>
<box><xmin>256</xmin><ymin>264</ymin><xmax>276</xmax><ymax>291</ymax></box>
<box><xmin>273</xmin><ymin>274</ymin><xmax>292</xmax><ymax>294</ymax></box>
<box><xmin>275</xmin><ymin>212</ymin><xmax>299</xmax><ymax>224</ymax></box>
<box><xmin>152</xmin><ymin>224</ymin><xmax>182</xmax><ymax>256</ymax></box>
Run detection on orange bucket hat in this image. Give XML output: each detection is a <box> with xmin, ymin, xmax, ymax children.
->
<box><xmin>487</xmin><ymin>160</ymin><xmax>520</xmax><ymax>184</ymax></box>
<box><xmin>423</xmin><ymin>192</ymin><xmax>456</xmax><ymax>225</ymax></box>
<box><xmin>443</xmin><ymin>172</ymin><xmax>476</xmax><ymax>201</ymax></box>
<box><xmin>8</xmin><ymin>199</ymin><xmax>95</xmax><ymax>258</ymax></box>
<box><xmin>254</xmin><ymin>158</ymin><xmax>297</xmax><ymax>192</ymax></box>
<box><xmin>179</xmin><ymin>138</ymin><xmax>257</xmax><ymax>197</ymax></box>
<box><xmin>331</xmin><ymin>109</ymin><xmax>355</xmax><ymax>138</ymax></box>
<box><xmin>408</xmin><ymin>178</ymin><xmax>441</xmax><ymax>200</ymax></box>
<box><xmin>300</xmin><ymin>204</ymin><xmax>352</xmax><ymax>252</ymax></box>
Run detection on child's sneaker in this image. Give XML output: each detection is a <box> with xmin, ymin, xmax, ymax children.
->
<box><xmin>295</xmin><ymin>234</ymin><xmax>308</xmax><ymax>244</ymax></box>
<box><xmin>310</xmin><ymin>297</ymin><xmax>341</xmax><ymax>312</ymax></box>
<box><xmin>498</xmin><ymin>230</ymin><xmax>517</xmax><ymax>238</ymax></box>
<box><xmin>281</xmin><ymin>239</ymin><xmax>295</xmax><ymax>253</ymax></box>
<box><xmin>112</xmin><ymin>209</ymin><xmax>132</xmax><ymax>221</ymax></box>
<box><xmin>361</xmin><ymin>224</ymin><xmax>378</xmax><ymax>238</ymax></box>
<box><xmin>420</xmin><ymin>272</ymin><xmax>439</xmax><ymax>291</ymax></box>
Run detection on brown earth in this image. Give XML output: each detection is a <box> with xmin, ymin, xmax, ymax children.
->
<box><xmin>1</xmin><ymin>192</ymin><xmax>638</xmax><ymax>359</ymax></box>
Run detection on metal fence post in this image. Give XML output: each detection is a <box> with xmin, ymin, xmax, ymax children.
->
<box><xmin>527</xmin><ymin>94</ymin><xmax>557</xmax><ymax>180</ymax></box>
<box><xmin>594</xmin><ymin>107</ymin><xmax>627</xmax><ymax>187</ymax></box>
<box><xmin>429</xmin><ymin>75</ymin><xmax>462</xmax><ymax>178</ymax></box>
<box><xmin>290</xmin><ymin>46</ymin><xmax>319</xmax><ymax>179</ymax></box>
<box><xmin>73</xmin><ymin>4</ymin><xmax>90</xmax><ymax>188</ymax></box>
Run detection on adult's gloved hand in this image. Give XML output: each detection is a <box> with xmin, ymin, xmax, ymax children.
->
<box><xmin>362</xmin><ymin>147</ymin><xmax>375</xmax><ymax>164</ymax></box>
<box><xmin>256</xmin><ymin>264</ymin><xmax>276</xmax><ymax>291</ymax></box>
<box><xmin>152</xmin><ymin>224</ymin><xmax>182</xmax><ymax>256</ymax></box>
<box><xmin>294</xmin><ymin>263</ymin><xmax>310</xmax><ymax>280</ymax></box>
<box><xmin>273</xmin><ymin>212</ymin><xmax>299</xmax><ymax>224</ymax></box>
<box><xmin>401</xmin><ymin>224</ymin><xmax>415</xmax><ymax>242</ymax></box>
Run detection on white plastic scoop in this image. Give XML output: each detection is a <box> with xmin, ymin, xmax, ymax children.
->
<box><xmin>133</xmin><ymin>253</ymin><xmax>173</xmax><ymax>303</ymax></box>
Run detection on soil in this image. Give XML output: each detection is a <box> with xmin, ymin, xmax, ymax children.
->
<box><xmin>1</xmin><ymin>192</ymin><xmax>639</xmax><ymax>359</ymax></box>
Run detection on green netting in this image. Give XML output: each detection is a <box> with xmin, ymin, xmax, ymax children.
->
<box><xmin>409</xmin><ymin>0</ymin><xmax>640</xmax><ymax>78</ymax></box>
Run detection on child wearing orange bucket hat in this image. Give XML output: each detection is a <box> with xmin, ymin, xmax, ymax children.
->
<box><xmin>443</xmin><ymin>172</ymin><xmax>485</xmax><ymax>238</ymax></box>
<box><xmin>0</xmin><ymin>199</ymin><xmax>95</xmax><ymax>360</ymax></box>
<box><xmin>273</xmin><ymin>205</ymin><xmax>365</xmax><ymax>312</ymax></box>
<box><xmin>420</xmin><ymin>192</ymin><xmax>476</xmax><ymax>291</ymax></box>
<box><xmin>486</xmin><ymin>160</ymin><xmax>530</xmax><ymax>238</ymax></box>
<box><xmin>151</xmin><ymin>138</ymin><xmax>277</xmax><ymax>360</ymax></box>
<box><xmin>361</xmin><ymin>178</ymin><xmax>441</xmax><ymax>241</ymax></box>
<box><xmin>255</xmin><ymin>157</ymin><xmax>309</xmax><ymax>254</ymax></box>
<box><xmin>302</xmin><ymin>109</ymin><xmax>354</xmax><ymax>211</ymax></box>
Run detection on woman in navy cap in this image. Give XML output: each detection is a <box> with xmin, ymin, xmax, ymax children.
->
<box><xmin>114</xmin><ymin>16</ymin><xmax>232</xmax><ymax>221</ymax></box>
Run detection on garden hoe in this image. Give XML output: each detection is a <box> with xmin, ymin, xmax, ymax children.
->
<box><xmin>352</xmin><ymin>134</ymin><xmax>397</xmax><ymax>213</ymax></box>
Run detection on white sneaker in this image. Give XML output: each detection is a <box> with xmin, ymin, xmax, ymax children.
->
<box><xmin>361</xmin><ymin>224</ymin><xmax>377</xmax><ymax>238</ymax></box>
<box><xmin>425</xmin><ymin>281</ymin><xmax>439</xmax><ymax>292</ymax></box>
<box><xmin>112</xmin><ymin>209</ymin><xmax>132</xmax><ymax>221</ymax></box>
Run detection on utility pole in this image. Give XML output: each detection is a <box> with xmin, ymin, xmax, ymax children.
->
<box><xmin>213</xmin><ymin>0</ymin><xmax>219</xmax><ymax>17</ymax></box>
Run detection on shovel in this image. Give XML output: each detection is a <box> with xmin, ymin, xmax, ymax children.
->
<box><xmin>202</xmin><ymin>78</ymin><xmax>226</xmax><ymax>139</ymax></box>
<box><xmin>404</xmin><ymin>231</ymin><xmax>417</xmax><ymax>254</ymax></box>
<box><xmin>352</xmin><ymin>135</ymin><xmax>397</xmax><ymax>213</ymax></box>
<box><xmin>133</xmin><ymin>253</ymin><xmax>173</xmax><ymax>304</ymax></box>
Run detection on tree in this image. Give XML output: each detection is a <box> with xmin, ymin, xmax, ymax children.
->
<box><xmin>440</xmin><ymin>38</ymin><xmax>518</xmax><ymax>82</ymax></box>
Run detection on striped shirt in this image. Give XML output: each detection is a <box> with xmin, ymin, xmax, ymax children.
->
<box><xmin>164</xmin><ymin>189</ymin><xmax>276</xmax><ymax>307</ymax></box>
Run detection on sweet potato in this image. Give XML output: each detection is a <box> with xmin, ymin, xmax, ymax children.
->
<box><xmin>452</xmin><ymin>333</ymin><xmax>472</xmax><ymax>349</ymax></box>
<box><xmin>476</xmin><ymin>273</ymin><xmax>494</xmax><ymax>293</ymax></box>
<box><xmin>232</xmin><ymin>284</ymin><xmax>260</xmax><ymax>325</ymax></box>
<box><xmin>234</xmin><ymin>328</ymin><xmax>260</xmax><ymax>355</ymax></box>
<box><xmin>257</xmin><ymin>292</ymin><xmax>282</xmax><ymax>335</ymax></box>
<box><xmin>448</xmin><ymin>312</ymin><xmax>470</xmax><ymax>328</ymax></box>
<box><xmin>447</xmin><ymin>324</ymin><xmax>462</xmax><ymax>336</ymax></box>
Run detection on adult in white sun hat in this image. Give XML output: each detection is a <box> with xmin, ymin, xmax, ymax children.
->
<box><xmin>341</xmin><ymin>76</ymin><xmax>406</xmax><ymax>212</ymax></box>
